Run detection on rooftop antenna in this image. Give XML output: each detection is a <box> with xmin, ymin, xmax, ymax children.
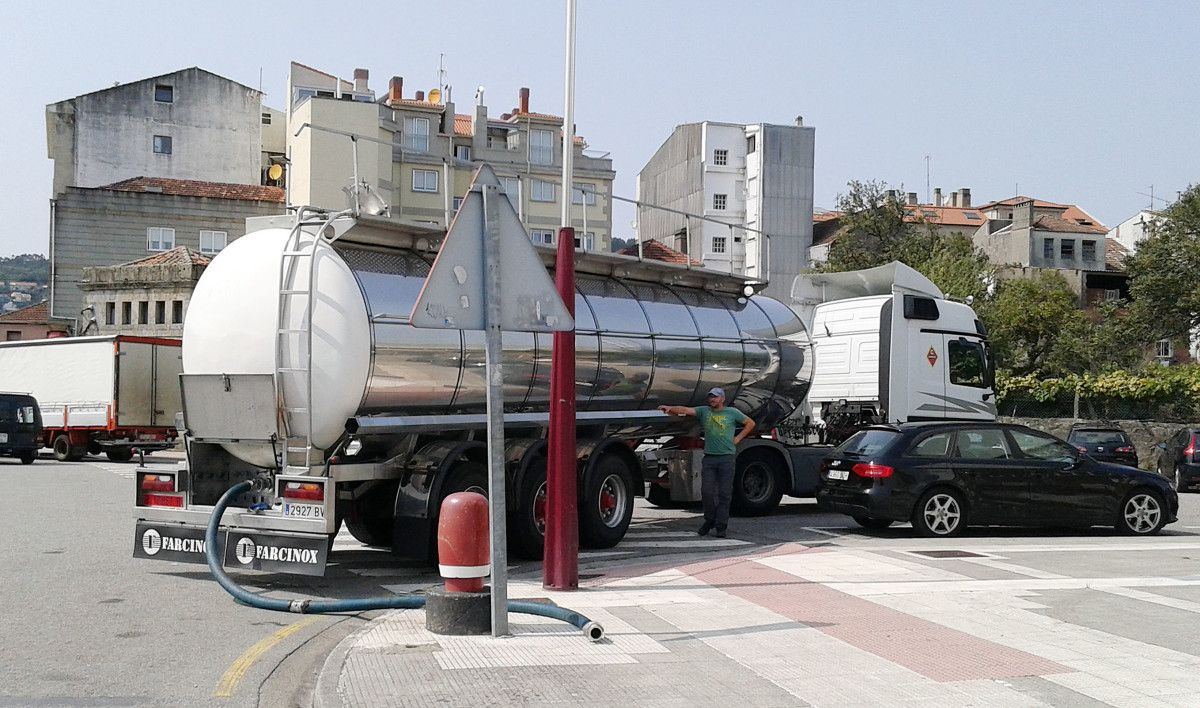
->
<box><xmin>258</xmin><ymin>67</ymin><xmax>263</xmax><ymax>94</ymax></box>
<box><xmin>438</xmin><ymin>53</ymin><xmax>447</xmax><ymax>100</ymax></box>
<box><xmin>924</xmin><ymin>155</ymin><xmax>931</xmax><ymax>204</ymax></box>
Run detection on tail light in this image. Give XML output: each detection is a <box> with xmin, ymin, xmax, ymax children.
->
<box><xmin>141</xmin><ymin>472</ymin><xmax>175</xmax><ymax>492</ymax></box>
<box><xmin>852</xmin><ymin>462</ymin><xmax>894</xmax><ymax>478</ymax></box>
<box><xmin>1115</xmin><ymin>446</ymin><xmax>1135</xmax><ymax>454</ymax></box>
<box><xmin>1076</xmin><ymin>446</ymin><xmax>1089</xmax><ymax>454</ymax></box>
<box><xmin>282</xmin><ymin>481</ymin><xmax>324</xmax><ymax>501</ymax></box>
<box><xmin>143</xmin><ymin>493</ymin><xmax>184</xmax><ymax>508</ymax></box>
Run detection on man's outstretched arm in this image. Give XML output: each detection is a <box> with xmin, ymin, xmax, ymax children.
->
<box><xmin>658</xmin><ymin>405</ymin><xmax>697</xmax><ymax>417</ymax></box>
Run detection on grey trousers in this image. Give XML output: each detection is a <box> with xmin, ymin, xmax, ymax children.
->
<box><xmin>701</xmin><ymin>454</ymin><xmax>736</xmax><ymax>529</ymax></box>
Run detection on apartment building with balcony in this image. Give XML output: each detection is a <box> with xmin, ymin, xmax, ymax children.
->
<box><xmin>285</xmin><ymin>63</ymin><xmax>616</xmax><ymax>251</ymax></box>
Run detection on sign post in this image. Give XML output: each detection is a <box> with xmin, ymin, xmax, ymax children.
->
<box><xmin>410</xmin><ymin>164</ymin><xmax>573</xmax><ymax>637</ymax></box>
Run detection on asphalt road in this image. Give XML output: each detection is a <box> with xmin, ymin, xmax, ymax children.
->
<box><xmin>4</xmin><ymin>452</ymin><xmax>1200</xmax><ymax>707</ymax></box>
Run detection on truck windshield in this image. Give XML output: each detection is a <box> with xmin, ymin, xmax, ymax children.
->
<box><xmin>836</xmin><ymin>429</ymin><xmax>900</xmax><ymax>456</ymax></box>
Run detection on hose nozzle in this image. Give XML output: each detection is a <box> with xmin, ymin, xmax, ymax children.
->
<box><xmin>582</xmin><ymin>621</ymin><xmax>604</xmax><ymax>642</ymax></box>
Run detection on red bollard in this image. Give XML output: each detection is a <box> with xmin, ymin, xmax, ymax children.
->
<box><xmin>437</xmin><ymin>492</ymin><xmax>490</xmax><ymax>593</ymax></box>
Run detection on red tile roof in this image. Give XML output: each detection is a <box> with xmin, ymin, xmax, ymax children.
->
<box><xmin>979</xmin><ymin>196</ymin><xmax>1105</xmax><ymax>230</ymax></box>
<box><xmin>117</xmin><ymin>246</ymin><xmax>212</xmax><ymax>268</ymax></box>
<box><xmin>1105</xmin><ymin>238</ymin><xmax>1131</xmax><ymax>271</ymax></box>
<box><xmin>100</xmin><ymin>177</ymin><xmax>284</xmax><ymax>203</ymax></box>
<box><xmin>1033</xmin><ymin>215</ymin><xmax>1109</xmax><ymax>235</ymax></box>
<box><xmin>619</xmin><ymin>239</ymin><xmax>703</xmax><ymax>267</ymax></box>
<box><xmin>904</xmin><ymin>205</ymin><xmax>987</xmax><ymax>228</ymax></box>
<box><xmin>0</xmin><ymin>301</ymin><xmax>53</xmax><ymax>324</ymax></box>
<box><xmin>453</xmin><ymin>114</ymin><xmax>473</xmax><ymax>137</ymax></box>
<box><xmin>390</xmin><ymin>98</ymin><xmax>443</xmax><ymax>109</ymax></box>
<box><xmin>504</xmin><ymin>110</ymin><xmax>563</xmax><ymax>123</ymax></box>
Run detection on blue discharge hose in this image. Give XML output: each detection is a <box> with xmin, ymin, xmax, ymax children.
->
<box><xmin>205</xmin><ymin>481</ymin><xmax>604</xmax><ymax>641</ymax></box>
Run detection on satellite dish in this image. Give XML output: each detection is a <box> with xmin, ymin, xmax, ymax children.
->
<box><xmin>428</xmin><ymin>88</ymin><xmax>441</xmax><ymax>104</ymax></box>
<box><xmin>267</xmin><ymin>163</ymin><xmax>284</xmax><ymax>181</ymax></box>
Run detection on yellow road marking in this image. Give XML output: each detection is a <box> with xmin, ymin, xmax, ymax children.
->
<box><xmin>214</xmin><ymin>618</ymin><xmax>317</xmax><ymax>698</ymax></box>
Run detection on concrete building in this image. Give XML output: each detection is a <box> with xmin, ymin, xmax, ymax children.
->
<box><xmin>0</xmin><ymin>302</ymin><xmax>72</xmax><ymax>341</ymax></box>
<box><xmin>1108</xmin><ymin>209</ymin><xmax>1165</xmax><ymax>253</ymax></box>
<box><xmin>46</xmin><ymin>67</ymin><xmax>275</xmax><ymax>198</ymax></box>
<box><xmin>49</xmin><ymin>177</ymin><xmax>283</xmax><ymax>322</ymax></box>
<box><xmin>635</xmin><ymin>120</ymin><xmax>815</xmax><ymax>296</ymax></box>
<box><xmin>973</xmin><ymin>197</ymin><xmax>1109</xmax><ymax>271</ymax></box>
<box><xmin>79</xmin><ymin>247</ymin><xmax>211</xmax><ymax>337</ymax></box>
<box><xmin>284</xmin><ymin>63</ymin><xmax>616</xmax><ymax>251</ymax></box>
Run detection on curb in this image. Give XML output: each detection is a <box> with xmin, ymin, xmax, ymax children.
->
<box><xmin>311</xmin><ymin>613</ymin><xmax>382</xmax><ymax>708</ymax></box>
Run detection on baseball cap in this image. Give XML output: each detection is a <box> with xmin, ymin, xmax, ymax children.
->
<box><xmin>706</xmin><ymin>387</ymin><xmax>725</xmax><ymax>398</ymax></box>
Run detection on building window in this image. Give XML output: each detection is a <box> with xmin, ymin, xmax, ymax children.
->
<box><xmin>122</xmin><ymin>302</ymin><xmax>132</xmax><ymax>325</ymax></box>
<box><xmin>261</xmin><ymin>112</ymin><xmax>272</xmax><ymax>125</ymax></box>
<box><xmin>200</xmin><ymin>230</ymin><xmax>227</xmax><ymax>254</ymax></box>
<box><xmin>1104</xmin><ymin>289</ymin><xmax>1121</xmax><ymax>302</ymax></box>
<box><xmin>154</xmin><ymin>84</ymin><xmax>174</xmax><ymax>103</ymax></box>
<box><xmin>6</xmin><ymin>330</ymin><xmax>20</xmax><ymax>341</ymax></box>
<box><xmin>138</xmin><ymin>301</ymin><xmax>149</xmax><ymax>325</ymax></box>
<box><xmin>1060</xmin><ymin>239</ymin><xmax>1075</xmax><ymax>259</ymax></box>
<box><xmin>506</xmin><ymin>131</ymin><xmax>521</xmax><ymax>151</ymax></box>
<box><xmin>1043</xmin><ymin>239</ymin><xmax>1054</xmax><ymax>260</ymax></box>
<box><xmin>412</xmin><ymin>169</ymin><xmax>439</xmax><ymax>193</ymax></box>
<box><xmin>153</xmin><ymin>135</ymin><xmax>172</xmax><ymax>154</ymax></box>
<box><xmin>147</xmin><ymin>227</ymin><xmax>175</xmax><ymax>252</ymax></box>
<box><xmin>529</xmin><ymin>129</ymin><xmax>554</xmax><ymax>165</ymax></box>
<box><xmin>105</xmin><ymin>302</ymin><xmax>116</xmax><ymax>326</ymax></box>
<box><xmin>455</xmin><ymin>145</ymin><xmax>472</xmax><ymax>161</ymax></box>
<box><xmin>452</xmin><ymin>197</ymin><xmax>463</xmax><ymax>212</ymax></box>
<box><xmin>530</xmin><ymin>179</ymin><xmax>555</xmax><ymax>202</ymax></box>
<box><xmin>711</xmin><ymin>235</ymin><xmax>727</xmax><ymax>254</ymax></box>
<box><xmin>714</xmin><ymin>149</ymin><xmax>728</xmax><ymax>166</ymax></box>
<box><xmin>155</xmin><ymin>301</ymin><xmax>166</xmax><ymax>325</ymax></box>
<box><xmin>530</xmin><ymin>229</ymin><xmax>555</xmax><ymax>246</ymax></box>
<box><xmin>713</xmin><ymin>193</ymin><xmax>727</xmax><ymax>210</ymax></box>
<box><xmin>402</xmin><ymin>117</ymin><xmax>430</xmax><ymax>151</ymax></box>
<box><xmin>172</xmin><ymin>301</ymin><xmax>183</xmax><ymax>324</ymax></box>
<box><xmin>574</xmin><ymin>232</ymin><xmax>595</xmax><ymax>251</ymax></box>
<box><xmin>1082</xmin><ymin>240</ymin><xmax>1097</xmax><ymax>261</ymax></box>
<box><xmin>746</xmin><ymin>135</ymin><xmax>756</xmax><ymax>153</ymax></box>
<box><xmin>571</xmin><ymin>183</ymin><xmax>596</xmax><ymax>205</ymax></box>
<box><xmin>1157</xmin><ymin>339</ymin><xmax>1172</xmax><ymax>360</ymax></box>
<box><xmin>501</xmin><ymin>176</ymin><xmax>520</xmax><ymax>209</ymax></box>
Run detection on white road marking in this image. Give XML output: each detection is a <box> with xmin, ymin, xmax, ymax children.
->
<box><xmin>802</xmin><ymin>526</ymin><xmax>848</xmax><ymax>538</ymax></box>
<box><xmin>619</xmin><ymin>539</ymin><xmax>751</xmax><ymax>549</ymax></box>
<box><xmin>827</xmin><ymin>575</ymin><xmax>1200</xmax><ymax>596</ymax></box>
<box><xmin>1093</xmin><ymin>585</ymin><xmax>1200</xmax><ymax>615</ymax></box>
<box><xmin>960</xmin><ymin>557</ymin><xmax>1069</xmax><ymax>579</ymax></box>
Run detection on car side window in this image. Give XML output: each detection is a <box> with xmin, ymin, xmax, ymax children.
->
<box><xmin>909</xmin><ymin>432</ymin><xmax>953</xmax><ymax>458</ymax></box>
<box><xmin>1008</xmin><ymin>430</ymin><xmax>1076</xmax><ymax>463</ymax></box>
<box><xmin>953</xmin><ymin>429</ymin><xmax>1011</xmax><ymax>459</ymax></box>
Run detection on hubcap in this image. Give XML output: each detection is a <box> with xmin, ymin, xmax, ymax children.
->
<box><xmin>742</xmin><ymin>463</ymin><xmax>772</xmax><ymax>503</ymax></box>
<box><xmin>923</xmin><ymin>494</ymin><xmax>961</xmax><ymax>535</ymax></box>
<box><xmin>532</xmin><ymin>481</ymin><xmax>548</xmax><ymax>535</ymax></box>
<box><xmin>1124</xmin><ymin>494</ymin><xmax>1161</xmax><ymax>534</ymax></box>
<box><xmin>598</xmin><ymin>474</ymin><xmax>628</xmax><ymax>528</ymax></box>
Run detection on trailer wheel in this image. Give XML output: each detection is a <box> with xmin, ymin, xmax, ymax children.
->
<box><xmin>19</xmin><ymin>451</ymin><xmax>36</xmax><ymax>465</ymax></box>
<box><xmin>579</xmin><ymin>452</ymin><xmax>635</xmax><ymax>549</ymax></box>
<box><xmin>106</xmin><ymin>447</ymin><xmax>134</xmax><ymax>463</ymax></box>
<box><xmin>52</xmin><ymin>435</ymin><xmax>83</xmax><ymax>462</ymax></box>
<box><xmin>512</xmin><ymin>457</ymin><xmax>548</xmax><ymax>560</ymax></box>
<box><xmin>731</xmin><ymin>448</ymin><xmax>785</xmax><ymax>516</ymax></box>
<box><xmin>344</xmin><ymin>516</ymin><xmax>393</xmax><ymax>547</ymax></box>
<box><xmin>344</xmin><ymin>481</ymin><xmax>399</xmax><ymax>547</ymax></box>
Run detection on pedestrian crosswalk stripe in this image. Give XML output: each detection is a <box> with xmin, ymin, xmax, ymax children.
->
<box><xmin>620</xmin><ymin>539</ymin><xmax>750</xmax><ymax>549</ymax></box>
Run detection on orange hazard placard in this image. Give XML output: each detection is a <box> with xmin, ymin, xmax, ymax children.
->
<box><xmin>927</xmin><ymin>346</ymin><xmax>938</xmax><ymax>366</ymax></box>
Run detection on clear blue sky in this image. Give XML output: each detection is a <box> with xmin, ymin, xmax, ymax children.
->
<box><xmin>1</xmin><ymin>0</ymin><xmax>1197</xmax><ymax>256</ymax></box>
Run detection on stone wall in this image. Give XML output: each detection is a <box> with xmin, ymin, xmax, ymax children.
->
<box><xmin>1001</xmin><ymin>417</ymin><xmax>1199</xmax><ymax>472</ymax></box>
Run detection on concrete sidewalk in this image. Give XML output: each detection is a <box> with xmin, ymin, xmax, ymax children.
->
<box><xmin>314</xmin><ymin>541</ymin><xmax>1200</xmax><ymax>707</ymax></box>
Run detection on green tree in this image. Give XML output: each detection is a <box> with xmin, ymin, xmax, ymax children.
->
<box><xmin>979</xmin><ymin>271</ymin><xmax>1084</xmax><ymax>377</ymax></box>
<box><xmin>1124</xmin><ymin>184</ymin><xmax>1200</xmax><ymax>343</ymax></box>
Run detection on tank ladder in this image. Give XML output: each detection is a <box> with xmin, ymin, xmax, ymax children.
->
<box><xmin>273</xmin><ymin>211</ymin><xmax>344</xmax><ymax>474</ymax></box>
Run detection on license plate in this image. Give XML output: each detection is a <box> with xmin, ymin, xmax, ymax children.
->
<box><xmin>828</xmin><ymin>469</ymin><xmax>849</xmax><ymax>481</ymax></box>
<box><xmin>0</xmin><ymin>433</ymin><xmax>7</xmax><ymax>443</ymax></box>
<box><xmin>282</xmin><ymin>502</ymin><xmax>323</xmax><ymax>518</ymax></box>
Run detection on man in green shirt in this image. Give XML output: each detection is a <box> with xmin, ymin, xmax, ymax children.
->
<box><xmin>659</xmin><ymin>387</ymin><xmax>756</xmax><ymax>537</ymax></box>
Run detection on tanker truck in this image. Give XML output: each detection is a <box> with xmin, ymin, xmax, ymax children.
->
<box><xmin>133</xmin><ymin>210</ymin><xmax>995</xmax><ymax>576</ymax></box>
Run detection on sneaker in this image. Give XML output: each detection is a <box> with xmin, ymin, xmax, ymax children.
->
<box><xmin>697</xmin><ymin>521</ymin><xmax>714</xmax><ymax>536</ymax></box>
<box><xmin>714</xmin><ymin>527</ymin><xmax>727</xmax><ymax>538</ymax></box>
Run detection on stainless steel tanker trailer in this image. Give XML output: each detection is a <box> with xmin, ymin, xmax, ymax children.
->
<box><xmin>133</xmin><ymin>211</ymin><xmax>994</xmax><ymax>576</ymax></box>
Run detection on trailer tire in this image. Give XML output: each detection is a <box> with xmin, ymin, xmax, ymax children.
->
<box><xmin>345</xmin><ymin>517</ymin><xmax>393</xmax><ymax>547</ymax></box>
<box><xmin>345</xmin><ymin>481</ymin><xmax>400</xmax><ymax>548</ymax></box>
<box><xmin>579</xmin><ymin>453</ymin><xmax>635</xmax><ymax>549</ymax></box>
<box><xmin>646</xmin><ymin>483</ymin><xmax>676</xmax><ymax>507</ymax></box>
<box><xmin>731</xmin><ymin>448</ymin><xmax>785</xmax><ymax>516</ymax></box>
<box><xmin>106</xmin><ymin>447</ymin><xmax>134</xmax><ymax>463</ymax></box>
<box><xmin>52</xmin><ymin>435</ymin><xmax>82</xmax><ymax>462</ymax></box>
<box><xmin>19</xmin><ymin>451</ymin><xmax>36</xmax><ymax>465</ymax></box>
<box><xmin>512</xmin><ymin>457</ymin><xmax>548</xmax><ymax>560</ymax></box>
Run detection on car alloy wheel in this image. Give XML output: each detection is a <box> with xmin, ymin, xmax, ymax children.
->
<box><xmin>1123</xmin><ymin>493</ymin><xmax>1162</xmax><ymax>534</ymax></box>
<box><xmin>923</xmin><ymin>493</ymin><xmax>961</xmax><ymax>536</ymax></box>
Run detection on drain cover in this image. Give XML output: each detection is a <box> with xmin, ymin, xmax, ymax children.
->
<box><xmin>910</xmin><ymin>550</ymin><xmax>986</xmax><ymax>559</ymax></box>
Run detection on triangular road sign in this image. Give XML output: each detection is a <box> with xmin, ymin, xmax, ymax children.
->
<box><xmin>409</xmin><ymin>165</ymin><xmax>573</xmax><ymax>332</ymax></box>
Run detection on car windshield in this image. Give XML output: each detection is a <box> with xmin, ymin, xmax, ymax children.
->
<box><xmin>835</xmin><ymin>429</ymin><xmax>900</xmax><ymax>456</ymax></box>
<box><xmin>1071</xmin><ymin>430</ymin><xmax>1128</xmax><ymax>445</ymax></box>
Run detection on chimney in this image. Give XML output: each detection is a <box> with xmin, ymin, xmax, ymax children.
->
<box><xmin>907</xmin><ymin>192</ymin><xmax>918</xmax><ymax>206</ymax></box>
<box><xmin>518</xmin><ymin>87</ymin><xmax>530</xmax><ymax>114</ymax></box>
<box><xmin>951</xmin><ymin>192</ymin><xmax>960</xmax><ymax>207</ymax></box>
<box><xmin>960</xmin><ymin>187</ymin><xmax>971</xmax><ymax>207</ymax></box>
<box><xmin>415</xmin><ymin>90</ymin><xmax>425</xmax><ymax>102</ymax></box>
<box><xmin>353</xmin><ymin>68</ymin><xmax>369</xmax><ymax>94</ymax></box>
<box><xmin>884</xmin><ymin>189</ymin><xmax>897</xmax><ymax>202</ymax></box>
<box><xmin>933</xmin><ymin>187</ymin><xmax>942</xmax><ymax>206</ymax></box>
<box><xmin>388</xmin><ymin>76</ymin><xmax>403</xmax><ymax>103</ymax></box>
<box><xmin>1013</xmin><ymin>199</ymin><xmax>1035</xmax><ymax>230</ymax></box>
